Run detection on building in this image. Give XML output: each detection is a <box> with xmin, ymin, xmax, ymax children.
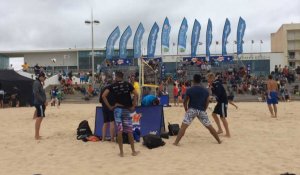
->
<box><xmin>0</xmin><ymin>48</ymin><xmax>134</xmax><ymax>72</ymax></box>
<box><xmin>271</xmin><ymin>23</ymin><xmax>300</xmax><ymax>67</ymax></box>
<box><xmin>0</xmin><ymin>48</ymin><xmax>284</xmax><ymax>76</ymax></box>
<box><xmin>0</xmin><ymin>54</ymin><xmax>9</xmax><ymax>69</ymax></box>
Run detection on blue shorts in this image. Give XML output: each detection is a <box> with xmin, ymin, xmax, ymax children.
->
<box><xmin>114</xmin><ymin>108</ymin><xmax>133</xmax><ymax>133</ymax></box>
<box><xmin>267</xmin><ymin>92</ymin><xmax>278</xmax><ymax>105</ymax></box>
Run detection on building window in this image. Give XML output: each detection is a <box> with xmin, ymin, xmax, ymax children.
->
<box><xmin>289</xmin><ymin>61</ymin><xmax>295</xmax><ymax>68</ymax></box>
<box><xmin>289</xmin><ymin>52</ymin><xmax>295</xmax><ymax>59</ymax></box>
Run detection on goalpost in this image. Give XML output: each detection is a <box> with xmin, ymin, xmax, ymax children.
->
<box><xmin>138</xmin><ymin>57</ymin><xmax>159</xmax><ymax>104</ymax></box>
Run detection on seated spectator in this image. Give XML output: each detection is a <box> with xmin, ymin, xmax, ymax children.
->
<box><xmin>73</xmin><ymin>82</ymin><xmax>81</xmax><ymax>91</ymax></box>
<box><xmin>141</xmin><ymin>94</ymin><xmax>160</xmax><ymax>107</ymax></box>
<box><xmin>87</xmin><ymin>84</ymin><xmax>97</xmax><ymax>97</ymax></box>
<box><xmin>284</xmin><ymin>89</ymin><xmax>291</xmax><ymax>102</ymax></box>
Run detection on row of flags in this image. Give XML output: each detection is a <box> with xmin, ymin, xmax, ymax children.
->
<box><xmin>105</xmin><ymin>17</ymin><xmax>247</xmax><ymax>59</ymax></box>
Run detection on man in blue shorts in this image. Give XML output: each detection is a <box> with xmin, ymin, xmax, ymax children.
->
<box><xmin>267</xmin><ymin>74</ymin><xmax>279</xmax><ymax>118</ymax></box>
<box><xmin>174</xmin><ymin>74</ymin><xmax>221</xmax><ymax>145</ymax></box>
<box><xmin>102</xmin><ymin>71</ymin><xmax>139</xmax><ymax>157</ymax></box>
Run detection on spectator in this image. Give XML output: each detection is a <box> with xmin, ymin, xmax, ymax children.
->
<box><xmin>173</xmin><ymin>83</ymin><xmax>179</xmax><ymax>106</ymax></box>
<box><xmin>34</xmin><ymin>64</ymin><xmax>41</xmax><ymax>75</ymax></box>
<box><xmin>8</xmin><ymin>64</ymin><xmax>14</xmax><ymax>70</ymax></box>
<box><xmin>22</xmin><ymin>62</ymin><xmax>29</xmax><ymax>72</ymax></box>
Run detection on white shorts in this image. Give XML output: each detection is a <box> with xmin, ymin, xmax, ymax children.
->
<box><xmin>183</xmin><ymin>108</ymin><xmax>211</xmax><ymax>127</ymax></box>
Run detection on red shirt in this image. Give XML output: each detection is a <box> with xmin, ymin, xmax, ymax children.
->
<box><xmin>173</xmin><ymin>86</ymin><xmax>178</xmax><ymax>96</ymax></box>
<box><xmin>181</xmin><ymin>85</ymin><xmax>186</xmax><ymax>95</ymax></box>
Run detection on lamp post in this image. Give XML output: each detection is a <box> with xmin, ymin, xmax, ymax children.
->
<box><xmin>85</xmin><ymin>8</ymin><xmax>100</xmax><ymax>85</ymax></box>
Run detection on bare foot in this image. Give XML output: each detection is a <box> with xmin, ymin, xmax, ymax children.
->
<box><xmin>119</xmin><ymin>152</ymin><xmax>124</xmax><ymax>157</ymax></box>
<box><xmin>173</xmin><ymin>142</ymin><xmax>179</xmax><ymax>146</ymax></box>
<box><xmin>218</xmin><ymin>140</ymin><xmax>222</xmax><ymax>144</ymax></box>
<box><xmin>217</xmin><ymin>130</ymin><xmax>223</xmax><ymax>134</ymax></box>
<box><xmin>35</xmin><ymin>136</ymin><xmax>42</xmax><ymax>140</ymax></box>
<box><xmin>132</xmin><ymin>151</ymin><xmax>140</xmax><ymax>156</ymax></box>
<box><xmin>224</xmin><ymin>134</ymin><xmax>231</xmax><ymax>138</ymax></box>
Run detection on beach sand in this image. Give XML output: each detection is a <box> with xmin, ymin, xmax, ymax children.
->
<box><xmin>0</xmin><ymin>102</ymin><xmax>299</xmax><ymax>175</ymax></box>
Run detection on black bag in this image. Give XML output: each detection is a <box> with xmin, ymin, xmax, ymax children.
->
<box><xmin>143</xmin><ymin>134</ymin><xmax>165</xmax><ymax>149</ymax></box>
<box><xmin>77</xmin><ymin>120</ymin><xmax>93</xmax><ymax>141</ymax></box>
<box><xmin>160</xmin><ymin>132</ymin><xmax>169</xmax><ymax>139</ymax></box>
<box><xmin>168</xmin><ymin>123</ymin><xmax>180</xmax><ymax>136</ymax></box>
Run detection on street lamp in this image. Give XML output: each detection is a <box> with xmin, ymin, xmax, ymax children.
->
<box><xmin>85</xmin><ymin>9</ymin><xmax>100</xmax><ymax>85</ymax></box>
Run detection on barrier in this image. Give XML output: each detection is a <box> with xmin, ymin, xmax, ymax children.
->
<box><xmin>159</xmin><ymin>95</ymin><xmax>170</xmax><ymax>107</ymax></box>
<box><xmin>94</xmin><ymin>105</ymin><xmax>165</xmax><ymax>138</ymax></box>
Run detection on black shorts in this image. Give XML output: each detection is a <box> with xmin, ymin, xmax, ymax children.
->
<box><xmin>227</xmin><ymin>95</ymin><xmax>234</xmax><ymax>101</ymax></box>
<box><xmin>213</xmin><ymin>102</ymin><xmax>228</xmax><ymax>118</ymax></box>
<box><xmin>35</xmin><ymin>104</ymin><xmax>46</xmax><ymax>117</ymax></box>
<box><xmin>102</xmin><ymin>108</ymin><xmax>115</xmax><ymax>123</ymax></box>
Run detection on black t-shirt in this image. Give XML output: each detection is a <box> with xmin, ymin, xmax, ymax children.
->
<box><xmin>108</xmin><ymin>81</ymin><xmax>134</xmax><ymax>108</ymax></box>
<box><xmin>99</xmin><ymin>85</ymin><xmax>115</xmax><ymax>110</ymax></box>
<box><xmin>211</xmin><ymin>80</ymin><xmax>228</xmax><ymax>104</ymax></box>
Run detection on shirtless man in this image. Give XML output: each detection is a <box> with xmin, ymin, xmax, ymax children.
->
<box><xmin>266</xmin><ymin>75</ymin><xmax>278</xmax><ymax>118</ymax></box>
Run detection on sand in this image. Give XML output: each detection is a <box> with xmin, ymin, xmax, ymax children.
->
<box><xmin>0</xmin><ymin>102</ymin><xmax>300</xmax><ymax>175</ymax></box>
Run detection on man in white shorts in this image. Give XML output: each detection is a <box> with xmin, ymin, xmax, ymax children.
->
<box><xmin>174</xmin><ymin>74</ymin><xmax>221</xmax><ymax>145</ymax></box>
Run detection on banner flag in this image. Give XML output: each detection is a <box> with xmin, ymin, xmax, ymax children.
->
<box><xmin>206</xmin><ymin>18</ymin><xmax>212</xmax><ymax>57</ymax></box>
<box><xmin>106</xmin><ymin>26</ymin><xmax>121</xmax><ymax>59</ymax></box>
<box><xmin>161</xmin><ymin>17</ymin><xmax>171</xmax><ymax>53</ymax></box>
<box><xmin>178</xmin><ymin>17</ymin><xmax>188</xmax><ymax>53</ymax></box>
<box><xmin>222</xmin><ymin>18</ymin><xmax>231</xmax><ymax>56</ymax></box>
<box><xmin>119</xmin><ymin>26</ymin><xmax>132</xmax><ymax>59</ymax></box>
<box><xmin>237</xmin><ymin>17</ymin><xmax>246</xmax><ymax>55</ymax></box>
<box><xmin>133</xmin><ymin>23</ymin><xmax>145</xmax><ymax>58</ymax></box>
<box><xmin>191</xmin><ymin>19</ymin><xmax>201</xmax><ymax>57</ymax></box>
<box><xmin>147</xmin><ymin>22</ymin><xmax>159</xmax><ymax>58</ymax></box>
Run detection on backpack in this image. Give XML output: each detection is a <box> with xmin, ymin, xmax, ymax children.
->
<box><xmin>143</xmin><ymin>134</ymin><xmax>165</xmax><ymax>149</ymax></box>
<box><xmin>168</xmin><ymin>123</ymin><xmax>180</xmax><ymax>136</ymax></box>
<box><xmin>77</xmin><ymin>120</ymin><xmax>93</xmax><ymax>141</ymax></box>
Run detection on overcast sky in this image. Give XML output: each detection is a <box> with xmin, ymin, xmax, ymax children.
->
<box><xmin>0</xmin><ymin>0</ymin><xmax>299</xmax><ymax>55</ymax></box>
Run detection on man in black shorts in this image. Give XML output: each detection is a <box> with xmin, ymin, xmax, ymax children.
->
<box><xmin>207</xmin><ymin>73</ymin><xmax>231</xmax><ymax>137</ymax></box>
<box><xmin>102</xmin><ymin>71</ymin><xmax>139</xmax><ymax>157</ymax></box>
<box><xmin>33</xmin><ymin>72</ymin><xmax>47</xmax><ymax>140</ymax></box>
<box><xmin>99</xmin><ymin>80</ymin><xmax>115</xmax><ymax>142</ymax></box>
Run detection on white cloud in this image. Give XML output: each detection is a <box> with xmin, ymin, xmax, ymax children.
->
<box><xmin>0</xmin><ymin>0</ymin><xmax>299</xmax><ymax>54</ymax></box>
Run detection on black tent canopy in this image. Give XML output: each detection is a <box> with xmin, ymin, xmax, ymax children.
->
<box><xmin>0</xmin><ymin>70</ymin><xmax>34</xmax><ymax>106</ymax></box>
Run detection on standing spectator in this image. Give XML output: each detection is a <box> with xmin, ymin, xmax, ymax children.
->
<box><xmin>0</xmin><ymin>83</ymin><xmax>4</xmax><ymax>108</ymax></box>
<box><xmin>34</xmin><ymin>64</ymin><xmax>41</xmax><ymax>76</ymax></box>
<box><xmin>80</xmin><ymin>72</ymin><xmax>85</xmax><ymax>84</ymax></box>
<box><xmin>32</xmin><ymin>72</ymin><xmax>47</xmax><ymax>140</ymax></box>
<box><xmin>173</xmin><ymin>83</ymin><xmax>179</xmax><ymax>106</ymax></box>
<box><xmin>282</xmin><ymin>66</ymin><xmax>289</xmax><ymax>77</ymax></box>
<box><xmin>101</xmin><ymin>71</ymin><xmax>139</xmax><ymax>157</ymax></box>
<box><xmin>278</xmin><ymin>64</ymin><xmax>283</xmax><ymax>75</ymax></box>
<box><xmin>8</xmin><ymin>64</ymin><xmax>14</xmax><ymax>70</ymax></box>
<box><xmin>296</xmin><ymin>66</ymin><xmax>300</xmax><ymax>80</ymax></box>
<box><xmin>99</xmin><ymin>81</ymin><xmax>115</xmax><ymax>142</ymax></box>
<box><xmin>274</xmin><ymin>65</ymin><xmax>279</xmax><ymax>75</ymax></box>
<box><xmin>22</xmin><ymin>62</ymin><xmax>29</xmax><ymax>72</ymax></box>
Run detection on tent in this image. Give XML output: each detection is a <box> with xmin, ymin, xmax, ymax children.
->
<box><xmin>0</xmin><ymin>70</ymin><xmax>34</xmax><ymax>106</ymax></box>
